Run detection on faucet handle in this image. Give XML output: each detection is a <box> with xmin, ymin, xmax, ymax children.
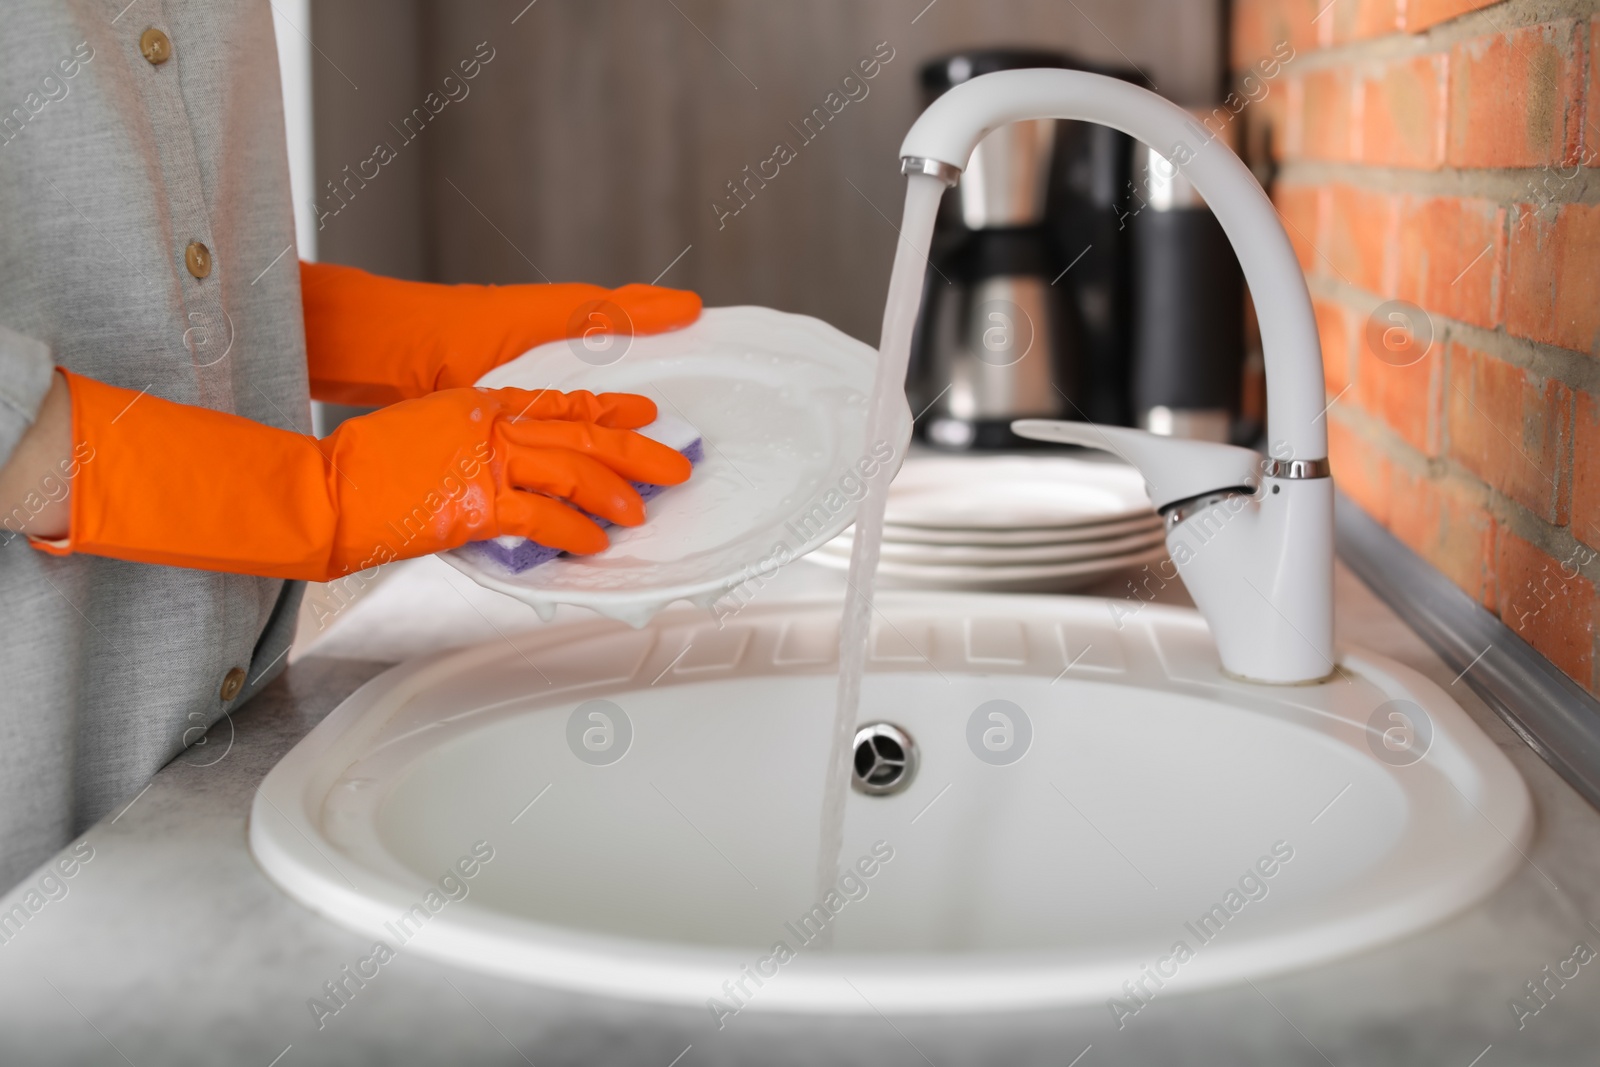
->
<box><xmin>1010</xmin><ymin>420</ymin><xmax>1263</xmax><ymax>511</ymax></box>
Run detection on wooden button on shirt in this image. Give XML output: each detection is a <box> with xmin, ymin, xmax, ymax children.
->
<box><xmin>185</xmin><ymin>240</ymin><xmax>212</xmax><ymax>278</ymax></box>
<box><xmin>139</xmin><ymin>28</ymin><xmax>171</xmax><ymax>65</ymax></box>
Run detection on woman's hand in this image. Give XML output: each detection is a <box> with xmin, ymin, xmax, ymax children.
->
<box><xmin>300</xmin><ymin>261</ymin><xmax>702</xmax><ymax>407</ymax></box>
<box><xmin>317</xmin><ymin>386</ymin><xmax>692</xmax><ymax>568</ymax></box>
<box><xmin>0</xmin><ymin>371</ymin><xmax>74</xmax><ymax>542</ymax></box>
<box><xmin>32</xmin><ymin>373</ymin><xmax>690</xmax><ymax>581</ymax></box>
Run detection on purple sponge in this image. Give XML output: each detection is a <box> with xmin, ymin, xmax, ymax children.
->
<box><xmin>460</xmin><ymin>437</ymin><xmax>703</xmax><ymax>574</ymax></box>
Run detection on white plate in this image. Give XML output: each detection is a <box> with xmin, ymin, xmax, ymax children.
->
<box><xmin>883</xmin><ymin>455</ymin><xmax>1153</xmax><ymax>530</ymax></box>
<box><xmin>880</xmin><ymin>514</ymin><xmax>1162</xmax><ymax>547</ymax></box>
<box><xmin>443</xmin><ymin>306</ymin><xmax>911</xmax><ymax>625</ymax></box>
<box><xmin>819</xmin><ymin>526</ymin><xmax>1169</xmax><ymax>566</ymax></box>
<box><xmin>805</xmin><ymin>542</ymin><xmax>1167</xmax><ymax>592</ymax></box>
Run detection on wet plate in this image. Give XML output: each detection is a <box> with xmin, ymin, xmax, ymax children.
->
<box><xmin>881</xmin><ymin>454</ymin><xmax>1155</xmax><ymax>530</ymax></box>
<box><xmin>443</xmin><ymin>306</ymin><xmax>911</xmax><ymax>625</ymax></box>
<box><xmin>806</xmin><ymin>540</ymin><xmax>1168</xmax><ymax>593</ymax></box>
<box><xmin>818</xmin><ymin>525</ymin><xmax>1169</xmax><ymax>567</ymax></box>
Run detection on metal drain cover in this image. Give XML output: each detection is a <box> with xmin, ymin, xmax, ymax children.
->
<box><xmin>852</xmin><ymin>722</ymin><xmax>918</xmax><ymax>796</ymax></box>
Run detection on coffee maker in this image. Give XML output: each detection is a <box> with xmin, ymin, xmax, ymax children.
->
<box><xmin>907</xmin><ymin>50</ymin><xmax>1144</xmax><ymax>449</ymax></box>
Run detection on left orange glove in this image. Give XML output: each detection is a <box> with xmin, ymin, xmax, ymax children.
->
<box><xmin>33</xmin><ymin>370</ymin><xmax>691</xmax><ymax>581</ymax></box>
<box><xmin>300</xmin><ymin>261</ymin><xmax>702</xmax><ymax>406</ymax></box>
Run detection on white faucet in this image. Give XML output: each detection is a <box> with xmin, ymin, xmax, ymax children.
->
<box><xmin>899</xmin><ymin>70</ymin><xmax>1334</xmax><ymax>684</ymax></box>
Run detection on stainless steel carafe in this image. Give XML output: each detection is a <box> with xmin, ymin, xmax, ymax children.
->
<box><xmin>907</xmin><ymin>50</ymin><xmax>1102</xmax><ymax>450</ymax></box>
<box><xmin>910</xmin><ymin>130</ymin><xmax>1077</xmax><ymax>447</ymax></box>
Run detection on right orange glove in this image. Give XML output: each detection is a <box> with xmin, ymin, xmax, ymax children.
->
<box><xmin>300</xmin><ymin>261</ymin><xmax>703</xmax><ymax>406</ymax></box>
<box><xmin>32</xmin><ymin>371</ymin><xmax>691</xmax><ymax>582</ymax></box>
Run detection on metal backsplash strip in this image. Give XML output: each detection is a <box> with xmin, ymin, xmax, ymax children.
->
<box><xmin>1336</xmin><ymin>492</ymin><xmax>1600</xmax><ymax>813</ymax></box>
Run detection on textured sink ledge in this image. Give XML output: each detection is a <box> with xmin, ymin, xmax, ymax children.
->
<box><xmin>1</xmin><ymin>560</ymin><xmax>1597</xmax><ymax>1066</ymax></box>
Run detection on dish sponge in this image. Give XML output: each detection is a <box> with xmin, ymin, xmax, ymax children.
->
<box><xmin>459</xmin><ymin>413</ymin><xmax>702</xmax><ymax>574</ymax></box>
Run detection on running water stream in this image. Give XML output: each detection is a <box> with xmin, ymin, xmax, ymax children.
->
<box><xmin>812</xmin><ymin>173</ymin><xmax>947</xmax><ymax>924</ymax></box>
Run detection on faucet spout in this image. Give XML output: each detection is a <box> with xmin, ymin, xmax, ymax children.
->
<box><xmin>899</xmin><ymin>68</ymin><xmax>1324</xmax><ymax>464</ymax></box>
<box><xmin>900</xmin><ymin>70</ymin><xmax>1335</xmax><ymax>684</ymax></box>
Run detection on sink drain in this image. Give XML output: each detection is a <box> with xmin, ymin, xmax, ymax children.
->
<box><xmin>852</xmin><ymin>723</ymin><xmax>918</xmax><ymax>796</ymax></box>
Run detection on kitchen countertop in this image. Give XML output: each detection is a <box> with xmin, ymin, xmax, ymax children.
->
<box><xmin>3</xmin><ymin>555</ymin><xmax>1599</xmax><ymax>1066</ymax></box>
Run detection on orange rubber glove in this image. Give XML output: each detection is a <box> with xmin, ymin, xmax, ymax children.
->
<box><xmin>300</xmin><ymin>261</ymin><xmax>702</xmax><ymax>406</ymax></box>
<box><xmin>32</xmin><ymin>370</ymin><xmax>691</xmax><ymax>581</ymax></box>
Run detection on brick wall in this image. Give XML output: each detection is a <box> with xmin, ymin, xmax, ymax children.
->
<box><xmin>1233</xmin><ymin>0</ymin><xmax>1600</xmax><ymax>695</ymax></box>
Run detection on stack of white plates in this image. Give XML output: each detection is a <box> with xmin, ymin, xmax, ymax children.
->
<box><xmin>809</xmin><ymin>454</ymin><xmax>1166</xmax><ymax>593</ymax></box>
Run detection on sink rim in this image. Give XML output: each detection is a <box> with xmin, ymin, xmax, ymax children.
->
<box><xmin>250</xmin><ymin>593</ymin><xmax>1533</xmax><ymax>1013</ymax></box>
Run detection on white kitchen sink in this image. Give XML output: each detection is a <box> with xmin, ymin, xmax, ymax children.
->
<box><xmin>251</xmin><ymin>594</ymin><xmax>1530</xmax><ymax>1014</ymax></box>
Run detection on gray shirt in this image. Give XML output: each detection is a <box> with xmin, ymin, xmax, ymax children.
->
<box><xmin>0</xmin><ymin>0</ymin><xmax>307</xmax><ymax>889</ymax></box>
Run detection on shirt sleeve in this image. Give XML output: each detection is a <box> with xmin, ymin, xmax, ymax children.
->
<box><xmin>0</xmin><ymin>324</ymin><xmax>55</xmax><ymax>470</ymax></box>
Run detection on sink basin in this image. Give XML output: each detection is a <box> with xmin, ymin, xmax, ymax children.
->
<box><xmin>251</xmin><ymin>594</ymin><xmax>1530</xmax><ymax>1013</ymax></box>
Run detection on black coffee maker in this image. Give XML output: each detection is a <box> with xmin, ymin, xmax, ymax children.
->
<box><xmin>907</xmin><ymin>50</ymin><xmax>1145</xmax><ymax>449</ymax></box>
<box><xmin>907</xmin><ymin>51</ymin><xmax>1249</xmax><ymax>449</ymax></box>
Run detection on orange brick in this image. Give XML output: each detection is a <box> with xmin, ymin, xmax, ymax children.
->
<box><xmin>1329</xmin><ymin>416</ymin><xmax>1396</xmax><ymax>523</ymax></box>
<box><xmin>1325</xmin><ymin>184</ymin><xmax>1397</xmax><ymax>292</ymax></box>
<box><xmin>1495</xmin><ymin>529</ymin><xmax>1596</xmax><ymax>691</ymax></box>
<box><xmin>1574</xmin><ymin>392</ymin><xmax>1600</xmax><ymax>551</ymax></box>
<box><xmin>1315</xmin><ymin>298</ymin><xmax>1352</xmax><ymax>396</ymax></box>
<box><xmin>1406</xmin><ymin>0</ymin><xmax>1505</xmax><ymax>33</ymax></box>
<box><xmin>1256</xmin><ymin>0</ymin><xmax>1332</xmax><ymax>57</ymax></box>
<box><xmin>1258</xmin><ymin>70</ymin><xmax>1292</xmax><ymax>164</ymax></box>
<box><xmin>1445</xmin><ymin>342</ymin><xmax>1572</xmax><ymax>521</ymax></box>
<box><xmin>1506</xmin><ymin>202</ymin><xmax>1600</xmax><ymax>355</ymax></box>
<box><xmin>1281</xmin><ymin>74</ymin><xmax>1302</xmax><ymax>157</ymax></box>
<box><xmin>1395</xmin><ymin>196</ymin><xmax>1505</xmax><ymax>329</ymax></box>
<box><xmin>1232</xmin><ymin>0</ymin><xmax>1273</xmax><ymax>70</ymax></box>
<box><xmin>1448</xmin><ymin>21</ymin><xmax>1586</xmax><ymax>168</ymax></box>
<box><xmin>1356</xmin><ymin>53</ymin><xmax>1448</xmax><ymax>168</ymax></box>
<box><xmin>1332</xmin><ymin>418</ymin><xmax>1498</xmax><ymax>608</ymax></box>
<box><xmin>1353</xmin><ymin>308</ymin><xmax>1443</xmax><ymax>454</ymax></box>
<box><xmin>1387</xmin><ymin>469</ymin><xmax>1496</xmax><ymax>607</ymax></box>
<box><xmin>1332</xmin><ymin>0</ymin><xmax>1402</xmax><ymax>43</ymax></box>
<box><xmin>1293</xmin><ymin>68</ymin><xmax>1353</xmax><ymax>160</ymax></box>
<box><xmin>1273</xmin><ymin>183</ymin><xmax>1324</xmax><ymax>272</ymax></box>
